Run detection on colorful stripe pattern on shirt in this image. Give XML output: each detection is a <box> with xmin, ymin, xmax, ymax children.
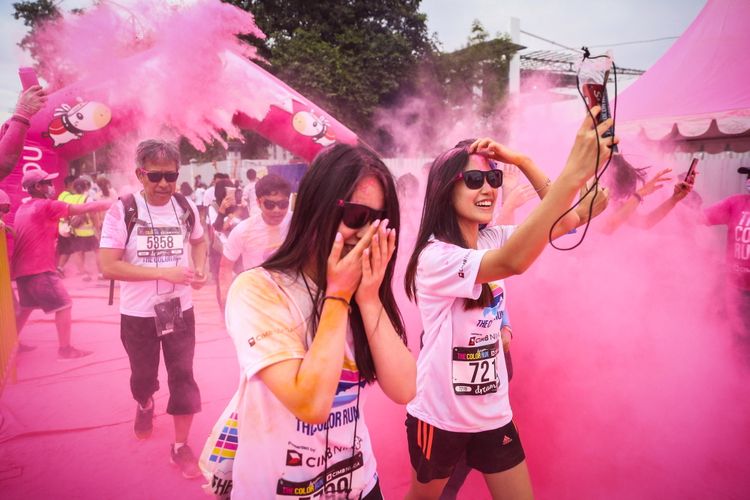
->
<box><xmin>209</xmin><ymin>411</ymin><xmax>239</xmax><ymax>463</ymax></box>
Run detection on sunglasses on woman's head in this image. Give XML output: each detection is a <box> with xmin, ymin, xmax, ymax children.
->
<box><xmin>139</xmin><ymin>169</ymin><xmax>179</xmax><ymax>183</ymax></box>
<box><xmin>456</xmin><ymin>169</ymin><xmax>503</xmax><ymax>190</ymax></box>
<box><xmin>262</xmin><ymin>199</ymin><xmax>289</xmax><ymax>210</ymax></box>
<box><xmin>337</xmin><ymin>200</ymin><xmax>386</xmax><ymax>229</ymax></box>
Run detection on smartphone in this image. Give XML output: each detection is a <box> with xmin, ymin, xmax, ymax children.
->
<box><xmin>581</xmin><ymin>70</ymin><xmax>618</xmax><ymax>152</ymax></box>
<box><xmin>684</xmin><ymin>158</ymin><xmax>699</xmax><ymax>182</ymax></box>
<box><xmin>18</xmin><ymin>67</ymin><xmax>40</xmax><ymax>90</ymax></box>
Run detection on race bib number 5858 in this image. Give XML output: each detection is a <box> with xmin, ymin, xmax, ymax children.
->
<box><xmin>452</xmin><ymin>341</ymin><xmax>500</xmax><ymax>396</ymax></box>
<box><xmin>136</xmin><ymin>226</ymin><xmax>184</xmax><ymax>257</ymax></box>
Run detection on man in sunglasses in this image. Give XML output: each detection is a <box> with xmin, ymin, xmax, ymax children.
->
<box><xmin>218</xmin><ymin>174</ymin><xmax>292</xmax><ymax>308</ymax></box>
<box><xmin>99</xmin><ymin>139</ymin><xmax>207</xmax><ymax>479</ymax></box>
<box><xmin>11</xmin><ymin>169</ymin><xmax>111</xmax><ymax>358</ymax></box>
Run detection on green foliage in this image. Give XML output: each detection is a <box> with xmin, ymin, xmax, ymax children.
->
<box><xmin>12</xmin><ymin>0</ymin><xmax>60</xmax><ymax>69</ymax></box>
<box><xmin>436</xmin><ymin>36</ymin><xmax>519</xmax><ymax>120</ymax></box>
<box><xmin>468</xmin><ymin>19</ymin><xmax>489</xmax><ymax>45</ymax></box>
<box><xmin>12</xmin><ymin>0</ymin><xmax>59</xmax><ymax>27</ymax></box>
<box><xmin>223</xmin><ymin>0</ymin><xmax>434</xmax><ymax>142</ymax></box>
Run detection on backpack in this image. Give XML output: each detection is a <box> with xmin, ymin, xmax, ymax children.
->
<box><xmin>108</xmin><ymin>192</ymin><xmax>197</xmax><ymax>305</ymax></box>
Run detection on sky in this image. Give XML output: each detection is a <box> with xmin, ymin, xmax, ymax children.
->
<box><xmin>0</xmin><ymin>0</ymin><xmax>708</xmax><ymax>118</ymax></box>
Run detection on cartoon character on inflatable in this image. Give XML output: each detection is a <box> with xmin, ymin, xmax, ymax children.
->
<box><xmin>45</xmin><ymin>100</ymin><xmax>112</xmax><ymax>147</ymax></box>
<box><xmin>292</xmin><ymin>110</ymin><xmax>336</xmax><ymax>147</ymax></box>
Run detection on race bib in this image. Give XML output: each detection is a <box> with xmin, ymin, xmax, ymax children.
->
<box><xmin>276</xmin><ymin>451</ymin><xmax>364</xmax><ymax>499</ymax></box>
<box><xmin>452</xmin><ymin>340</ymin><xmax>500</xmax><ymax>396</ymax></box>
<box><xmin>136</xmin><ymin>226</ymin><xmax>184</xmax><ymax>257</ymax></box>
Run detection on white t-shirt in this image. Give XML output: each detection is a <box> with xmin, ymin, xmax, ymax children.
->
<box><xmin>194</xmin><ymin>186</ymin><xmax>206</xmax><ymax>206</ymax></box>
<box><xmin>242</xmin><ymin>181</ymin><xmax>256</xmax><ymax>214</ymax></box>
<box><xmin>225</xmin><ymin>269</ymin><xmax>378</xmax><ymax>499</ymax></box>
<box><xmin>204</xmin><ymin>186</ymin><xmax>218</xmax><ymax>224</ymax></box>
<box><xmin>223</xmin><ymin>212</ymin><xmax>292</xmax><ymax>270</ymax></box>
<box><xmin>99</xmin><ymin>192</ymin><xmax>204</xmax><ymax>317</ymax></box>
<box><xmin>406</xmin><ymin>225</ymin><xmax>516</xmax><ymax>433</ymax></box>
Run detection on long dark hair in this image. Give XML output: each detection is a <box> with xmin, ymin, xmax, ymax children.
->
<box><xmin>609</xmin><ymin>154</ymin><xmax>649</xmax><ymax>200</ymax></box>
<box><xmin>404</xmin><ymin>143</ymin><xmax>493</xmax><ymax>309</ymax></box>
<box><xmin>262</xmin><ymin>143</ymin><xmax>406</xmax><ymax>383</ymax></box>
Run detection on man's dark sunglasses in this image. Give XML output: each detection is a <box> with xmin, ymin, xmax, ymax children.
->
<box><xmin>262</xmin><ymin>199</ymin><xmax>289</xmax><ymax>210</ymax></box>
<box><xmin>456</xmin><ymin>169</ymin><xmax>503</xmax><ymax>190</ymax></box>
<box><xmin>337</xmin><ymin>200</ymin><xmax>386</xmax><ymax>229</ymax></box>
<box><xmin>0</xmin><ymin>204</ymin><xmax>10</xmax><ymax>214</ymax></box>
<box><xmin>139</xmin><ymin>169</ymin><xmax>179</xmax><ymax>183</ymax></box>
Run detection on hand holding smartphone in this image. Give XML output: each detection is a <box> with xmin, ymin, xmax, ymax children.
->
<box><xmin>18</xmin><ymin>67</ymin><xmax>40</xmax><ymax>90</ymax></box>
<box><xmin>684</xmin><ymin>158</ymin><xmax>699</xmax><ymax>183</ymax></box>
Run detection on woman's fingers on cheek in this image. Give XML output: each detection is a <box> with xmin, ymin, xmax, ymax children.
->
<box><xmin>379</xmin><ymin>226</ymin><xmax>388</xmax><ymax>255</ymax></box>
<box><xmin>362</xmin><ymin>248</ymin><xmax>371</xmax><ymax>276</ymax></box>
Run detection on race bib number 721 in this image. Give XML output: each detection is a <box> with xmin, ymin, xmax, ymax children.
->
<box><xmin>136</xmin><ymin>226</ymin><xmax>184</xmax><ymax>257</ymax></box>
<box><xmin>452</xmin><ymin>340</ymin><xmax>500</xmax><ymax>396</ymax></box>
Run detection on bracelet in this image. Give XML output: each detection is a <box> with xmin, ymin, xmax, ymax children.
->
<box><xmin>10</xmin><ymin>114</ymin><xmax>30</xmax><ymax>126</ymax></box>
<box><xmin>324</xmin><ymin>295</ymin><xmax>351</xmax><ymax>310</ymax></box>
<box><xmin>534</xmin><ymin>178</ymin><xmax>551</xmax><ymax>193</ymax></box>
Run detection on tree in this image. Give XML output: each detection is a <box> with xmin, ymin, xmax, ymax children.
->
<box><xmin>223</xmin><ymin>0</ymin><xmax>434</xmax><ymax>142</ymax></box>
<box><xmin>12</xmin><ymin>1</ymin><xmax>59</xmax><ymax>77</ymax></box>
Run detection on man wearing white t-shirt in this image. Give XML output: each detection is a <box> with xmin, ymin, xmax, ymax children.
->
<box><xmin>99</xmin><ymin>140</ymin><xmax>208</xmax><ymax>479</ymax></box>
<box><xmin>218</xmin><ymin>174</ymin><xmax>292</xmax><ymax>308</ymax></box>
<box><xmin>241</xmin><ymin>168</ymin><xmax>257</xmax><ymax>214</ymax></box>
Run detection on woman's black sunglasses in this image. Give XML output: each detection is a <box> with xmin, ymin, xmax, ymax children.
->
<box><xmin>337</xmin><ymin>200</ymin><xmax>386</xmax><ymax>229</ymax></box>
<box><xmin>262</xmin><ymin>199</ymin><xmax>289</xmax><ymax>210</ymax></box>
<box><xmin>139</xmin><ymin>169</ymin><xmax>179</xmax><ymax>183</ymax></box>
<box><xmin>456</xmin><ymin>169</ymin><xmax>503</xmax><ymax>190</ymax></box>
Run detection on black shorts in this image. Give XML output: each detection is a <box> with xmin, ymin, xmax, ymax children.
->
<box><xmin>406</xmin><ymin>414</ymin><xmax>525</xmax><ymax>483</ymax></box>
<box><xmin>72</xmin><ymin>235</ymin><xmax>98</xmax><ymax>252</ymax></box>
<box><xmin>16</xmin><ymin>271</ymin><xmax>72</xmax><ymax>313</ymax></box>
<box><xmin>56</xmin><ymin>235</ymin><xmax>76</xmax><ymax>255</ymax></box>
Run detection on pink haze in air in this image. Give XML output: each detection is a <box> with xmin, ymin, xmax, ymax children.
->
<box><xmin>6</xmin><ymin>0</ymin><xmax>748</xmax><ymax>498</ymax></box>
<box><xmin>384</xmin><ymin>76</ymin><xmax>750</xmax><ymax>498</ymax></box>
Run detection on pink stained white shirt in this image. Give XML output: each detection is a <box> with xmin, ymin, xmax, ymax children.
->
<box><xmin>99</xmin><ymin>192</ymin><xmax>203</xmax><ymax>317</ymax></box>
<box><xmin>704</xmin><ymin>194</ymin><xmax>750</xmax><ymax>290</ymax></box>
<box><xmin>224</xmin><ymin>268</ymin><xmax>378</xmax><ymax>499</ymax></box>
<box><xmin>406</xmin><ymin>225</ymin><xmax>515</xmax><ymax>433</ymax></box>
<box><xmin>222</xmin><ymin>212</ymin><xmax>292</xmax><ymax>270</ymax></box>
<box><xmin>11</xmin><ymin>198</ymin><xmax>69</xmax><ymax>279</ymax></box>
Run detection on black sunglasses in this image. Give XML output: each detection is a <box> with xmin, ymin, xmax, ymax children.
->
<box><xmin>337</xmin><ymin>200</ymin><xmax>386</xmax><ymax>229</ymax></box>
<box><xmin>0</xmin><ymin>205</ymin><xmax>10</xmax><ymax>214</ymax></box>
<box><xmin>456</xmin><ymin>169</ymin><xmax>503</xmax><ymax>190</ymax></box>
<box><xmin>262</xmin><ymin>199</ymin><xmax>289</xmax><ymax>210</ymax></box>
<box><xmin>139</xmin><ymin>169</ymin><xmax>179</xmax><ymax>183</ymax></box>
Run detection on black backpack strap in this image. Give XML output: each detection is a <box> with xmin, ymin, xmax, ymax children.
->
<box><xmin>172</xmin><ymin>192</ymin><xmax>196</xmax><ymax>239</ymax></box>
<box><xmin>121</xmin><ymin>193</ymin><xmax>139</xmax><ymax>245</ymax></box>
<box><xmin>110</xmin><ymin>194</ymin><xmax>138</xmax><ymax>306</ymax></box>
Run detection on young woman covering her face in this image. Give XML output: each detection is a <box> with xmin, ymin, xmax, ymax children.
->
<box><xmin>224</xmin><ymin>143</ymin><xmax>416</xmax><ymax>499</ymax></box>
<box><xmin>404</xmin><ymin>109</ymin><xmax>617</xmax><ymax>499</ymax></box>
